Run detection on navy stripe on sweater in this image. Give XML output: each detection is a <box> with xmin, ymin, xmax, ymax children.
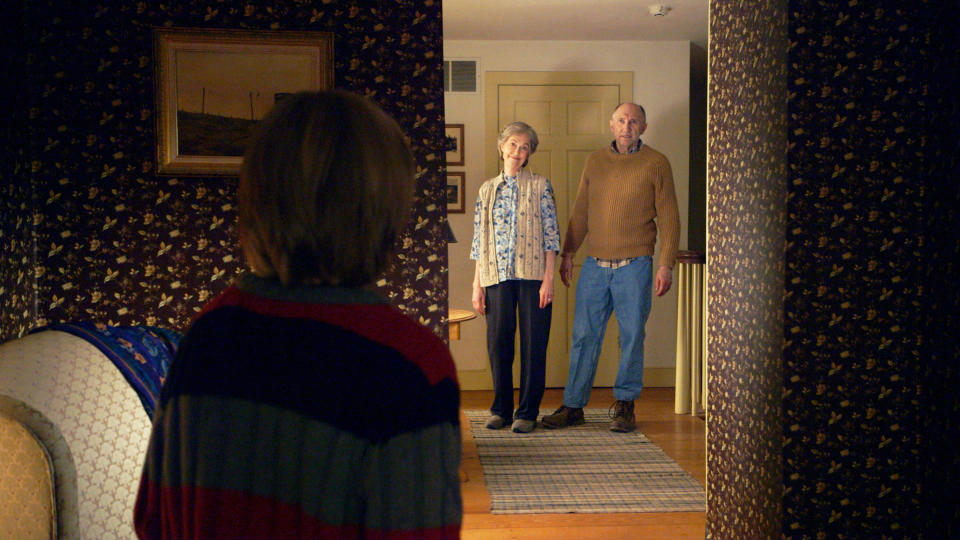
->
<box><xmin>163</xmin><ymin>305</ymin><xmax>459</xmax><ymax>443</ymax></box>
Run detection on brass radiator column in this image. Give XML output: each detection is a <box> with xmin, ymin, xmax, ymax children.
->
<box><xmin>674</xmin><ymin>250</ymin><xmax>706</xmax><ymax>416</ymax></box>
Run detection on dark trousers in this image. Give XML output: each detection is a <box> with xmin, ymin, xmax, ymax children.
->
<box><xmin>485</xmin><ymin>279</ymin><xmax>552</xmax><ymax>421</ymax></box>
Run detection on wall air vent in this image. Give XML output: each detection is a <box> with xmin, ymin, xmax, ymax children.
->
<box><xmin>443</xmin><ymin>60</ymin><xmax>478</xmax><ymax>93</ymax></box>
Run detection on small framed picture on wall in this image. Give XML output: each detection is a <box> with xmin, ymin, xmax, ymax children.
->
<box><xmin>446</xmin><ymin>172</ymin><xmax>465</xmax><ymax>214</ymax></box>
<box><xmin>445</xmin><ymin>124</ymin><xmax>465</xmax><ymax>166</ymax></box>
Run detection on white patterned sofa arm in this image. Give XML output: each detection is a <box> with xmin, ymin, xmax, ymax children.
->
<box><xmin>0</xmin><ymin>330</ymin><xmax>154</xmax><ymax>540</ymax></box>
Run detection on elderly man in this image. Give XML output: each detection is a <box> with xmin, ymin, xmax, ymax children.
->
<box><xmin>540</xmin><ymin>102</ymin><xmax>680</xmax><ymax>433</ymax></box>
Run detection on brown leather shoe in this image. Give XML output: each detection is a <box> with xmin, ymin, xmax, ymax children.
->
<box><xmin>540</xmin><ymin>405</ymin><xmax>585</xmax><ymax>429</ymax></box>
<box><xmin>609</xmin><ymin>400</ymin><xmax>636</xmax><ymax>432</ymax></box>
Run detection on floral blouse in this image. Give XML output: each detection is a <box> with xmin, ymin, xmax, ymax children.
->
<box><xmin>470</xmin><ymin>171</ymin><xmax>560</xmax><ymax>282</ymax></box>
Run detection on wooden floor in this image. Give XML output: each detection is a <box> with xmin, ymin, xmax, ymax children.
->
<box><xmin>459</xmin><ymin>387</ymin><xmax>706</xmax><ymax>540</ymax></box>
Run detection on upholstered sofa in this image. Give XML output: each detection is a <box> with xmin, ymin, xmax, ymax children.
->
<box><xmin>0</xmin><ymin>323</ymin><xmax>178</xmax><ymax>539</ymax></box>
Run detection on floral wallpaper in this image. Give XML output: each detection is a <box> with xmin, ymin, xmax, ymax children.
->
<box><xmin>706</xmin><ymin>1</ymin><xmax>786</xmax><ymax>538</ymax></box>
<box><xmin>707</xmin><ymin>1</ymin><xmax>960</xmax><ymax>539</ymax></box>
<box><xmin>783</xmin><ymin>1</ymin><xmax>958</xmax><ymax>537</ymax></box>
<box><xmin>0</xmin><ymin>162</ymin><xmax>36</xmax><ymax>341</ymax></box>
<box><xmin>709</xmin><ymin>0</ymin><xmax>958</xmax><ymax>537</ymax></box>
<box><xmin>1</xmin><ymin>8</ymin><xmax>37</xmax><ymax>341</ymax></box>
<box><xmin>1</xmin><ymin>0</ymin><xmax>449</xmax><ymax>342</ymax></box>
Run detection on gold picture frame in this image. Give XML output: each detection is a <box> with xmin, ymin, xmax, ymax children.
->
<box><xmin>154</xmin><ymin>27</ymin><xmax>334</xmax><ymax>176</ymax></box>
<box><xmin>446</xmin><ymin>172</ymin><xmax>466</xmax><ymax>214</ymax></box>
<box><xmin>445</xmin><ymin>124</ymin><xmax>465</xmax><ymax>167</ymax></box>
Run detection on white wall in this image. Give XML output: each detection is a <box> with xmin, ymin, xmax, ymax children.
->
<box><xmin>444</xmin><ymin>40</ymin><xmax>692</xmax><ymax>386</ymax></box>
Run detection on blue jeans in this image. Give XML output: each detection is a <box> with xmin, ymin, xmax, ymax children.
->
<box><xmin>562</xmin><ymin>256</ymin><xmax>653</xmax><ymax>408</ymax></box>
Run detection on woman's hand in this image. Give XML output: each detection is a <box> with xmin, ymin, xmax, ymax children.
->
<box><xmin>472</xmin><ymin>283</ymin><xmax>486</xmax><ymax>315</ymax></box>
<box><xmin>540</xmin><ymin>251</ymin><xmax>558</xmax><ymax>308</ymax></box>
<box><xmin>538</xmin><ymin>278</ymin><xmax>554</xmax><ymax>309</ymax></box>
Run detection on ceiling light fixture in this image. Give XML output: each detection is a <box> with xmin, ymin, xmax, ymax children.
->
<box><xmin>648</xmin><ymin>4</ymin><xmax>671</xmax><ymax>16</ymax></box>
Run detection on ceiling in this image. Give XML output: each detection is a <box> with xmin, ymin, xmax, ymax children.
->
<box><xmin>442</xmin><ymin>0</ymin><xmax>708</xmax><ymax>49</ymax></box>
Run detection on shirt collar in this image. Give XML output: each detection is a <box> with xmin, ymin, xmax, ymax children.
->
<box><xmin>502</xmin><ymin>169</ymin><xmax>521</xmax><ymax>183</ymax></box>
<box><xmin>609</xmin><ymin>139</ymin><xmax>643</xmax><ymax>154</ymax></box>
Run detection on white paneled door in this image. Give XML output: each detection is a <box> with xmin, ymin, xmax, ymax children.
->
<box><xmin>484</xmin><ymin>72</ymin><xmax>633</xmax><ymax>388</ymax></box>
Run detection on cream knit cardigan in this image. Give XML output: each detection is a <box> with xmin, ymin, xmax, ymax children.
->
<box><xmin>473</xmin><ymin>169</ymin><xmax>554</xmax><ymax>287</ymax></box>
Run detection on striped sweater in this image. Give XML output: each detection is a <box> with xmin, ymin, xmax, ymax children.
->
<box><xmin>563</xmin><ymin>144</ymin><xmax>681</xmax><ymax>269</ymax></box>
<box><xmin>134</xmin><ymin>273</ymin><xmax>462</xmax><ymax>539</ymax></box>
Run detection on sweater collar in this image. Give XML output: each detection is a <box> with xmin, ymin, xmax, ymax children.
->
<box><xmin>235</xmin><ymin>272</ymin><xmax>388</xmax><ymax>305</ymax></box>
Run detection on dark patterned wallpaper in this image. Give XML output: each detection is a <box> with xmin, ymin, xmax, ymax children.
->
<box><xmin>784</xmin><ymin>1</ymin><xmax>959</xmax><ymax>537</ymax></box>
<box><xmin>708</xmin><ymin>0</ymin><xmax>958</xmax><ymax>537</ymax></box>
<box><xmin>0</xmin><ymin>0</ymin><xmax>449</xmax><ymax>342</ymax></box>
<box><xmin>916</xmin><ymin>20</ymin><xmax>960</xmax><ymax>529</ymax></box>
<box><xmin>1</xmin><ymin>4</ymin><xmax>37</xmax><ymax>341</ymax></box>
<box><xmin>0</xmin><ymin>150</ymin><xmax>36</xmax><ymax>341</ymax></box>
<box><xmin>706</xmin><ymin>1</ymin><xmax>786</xmax><ymax>538</ymax></box>
<box><xmin>0</xmin><ymin>180</ymin><xmax>34</xmax><ymax>340</ymax></box>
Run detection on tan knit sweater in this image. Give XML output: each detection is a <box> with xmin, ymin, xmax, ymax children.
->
<box><xmin>562</xmin><ymin>144</ymin><xmax>680</xmax><ymax>269</ymax></box>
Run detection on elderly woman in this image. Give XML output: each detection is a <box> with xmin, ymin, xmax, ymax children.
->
<box><xmin>470</xmin><ymin>121</ymin><xmax>560</xmax><ymax>433</ymax></box>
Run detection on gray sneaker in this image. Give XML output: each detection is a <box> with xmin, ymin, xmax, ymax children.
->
<box><xmin>511</xmin><ymin>418</ymin><xmax>536</xmax><ymax>433</ymax></box>
<box><xmin>540</xmin><ymin>405</ymin><xmax>585</xmax><ymax>429</ymax></box>
<box><xmin>609</xmin><ymin>400</ymin><xmax>636</xmax><ymax>432</ymax></box>
<box><xmin>485</xmin><ymin>415</ymin><xmax>508</xmax><ymax>429</ymax></box>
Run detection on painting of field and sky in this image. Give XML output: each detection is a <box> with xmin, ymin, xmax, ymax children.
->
<box><xmin>155</xmin><ymin>28</ymin><xmax>332</xmax><ymax>175</ymax></box>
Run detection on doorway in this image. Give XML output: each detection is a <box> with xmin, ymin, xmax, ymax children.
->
<box><xmin>484</xmin><ymin>71</ymin><xmax>634</xmax><ymax>387</ymax></box>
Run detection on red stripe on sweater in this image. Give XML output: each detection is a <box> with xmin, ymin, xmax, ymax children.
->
<box><xmin>135</xmin><ymin>483</ymin><xmax>460</xmax><ymax>539</ymax></box>
<box><xmin>199</xmin><ymin>286</ymin><xmax>457</xmax><ymax>386</ymax></box>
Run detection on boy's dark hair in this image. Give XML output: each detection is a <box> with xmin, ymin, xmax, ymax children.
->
<box><xmin>238</xmin><ymin>90</ymin><xmax>415</xmax><ymax>286</ymax></box>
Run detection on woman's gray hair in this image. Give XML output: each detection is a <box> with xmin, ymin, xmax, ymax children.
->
<box><xmin>496</xmin><ymin>121</ymin><xmax>539</xmax><ymax>165</ymax></box>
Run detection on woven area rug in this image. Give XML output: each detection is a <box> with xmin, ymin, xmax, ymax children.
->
<box><xmin>464</xmin><ymin>408</ymin><xmax>705</xmax><ymax>514</ymax></box>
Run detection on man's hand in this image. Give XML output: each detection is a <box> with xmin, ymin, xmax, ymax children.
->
<box><xmin>654</xmin><ymin>265</ymin><xmax>673</xmax><ymax>296</ymax></box>
<box><xmin>559</xmin><ymin>253</ymin><xmax>574</xmax><ymax>287</ymax></box>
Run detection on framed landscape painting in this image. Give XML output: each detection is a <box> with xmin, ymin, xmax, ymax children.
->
<box><xmin>154</xmin><ymin>27</ymin><xmax>333</xmax><ymax>176</ymax></box>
